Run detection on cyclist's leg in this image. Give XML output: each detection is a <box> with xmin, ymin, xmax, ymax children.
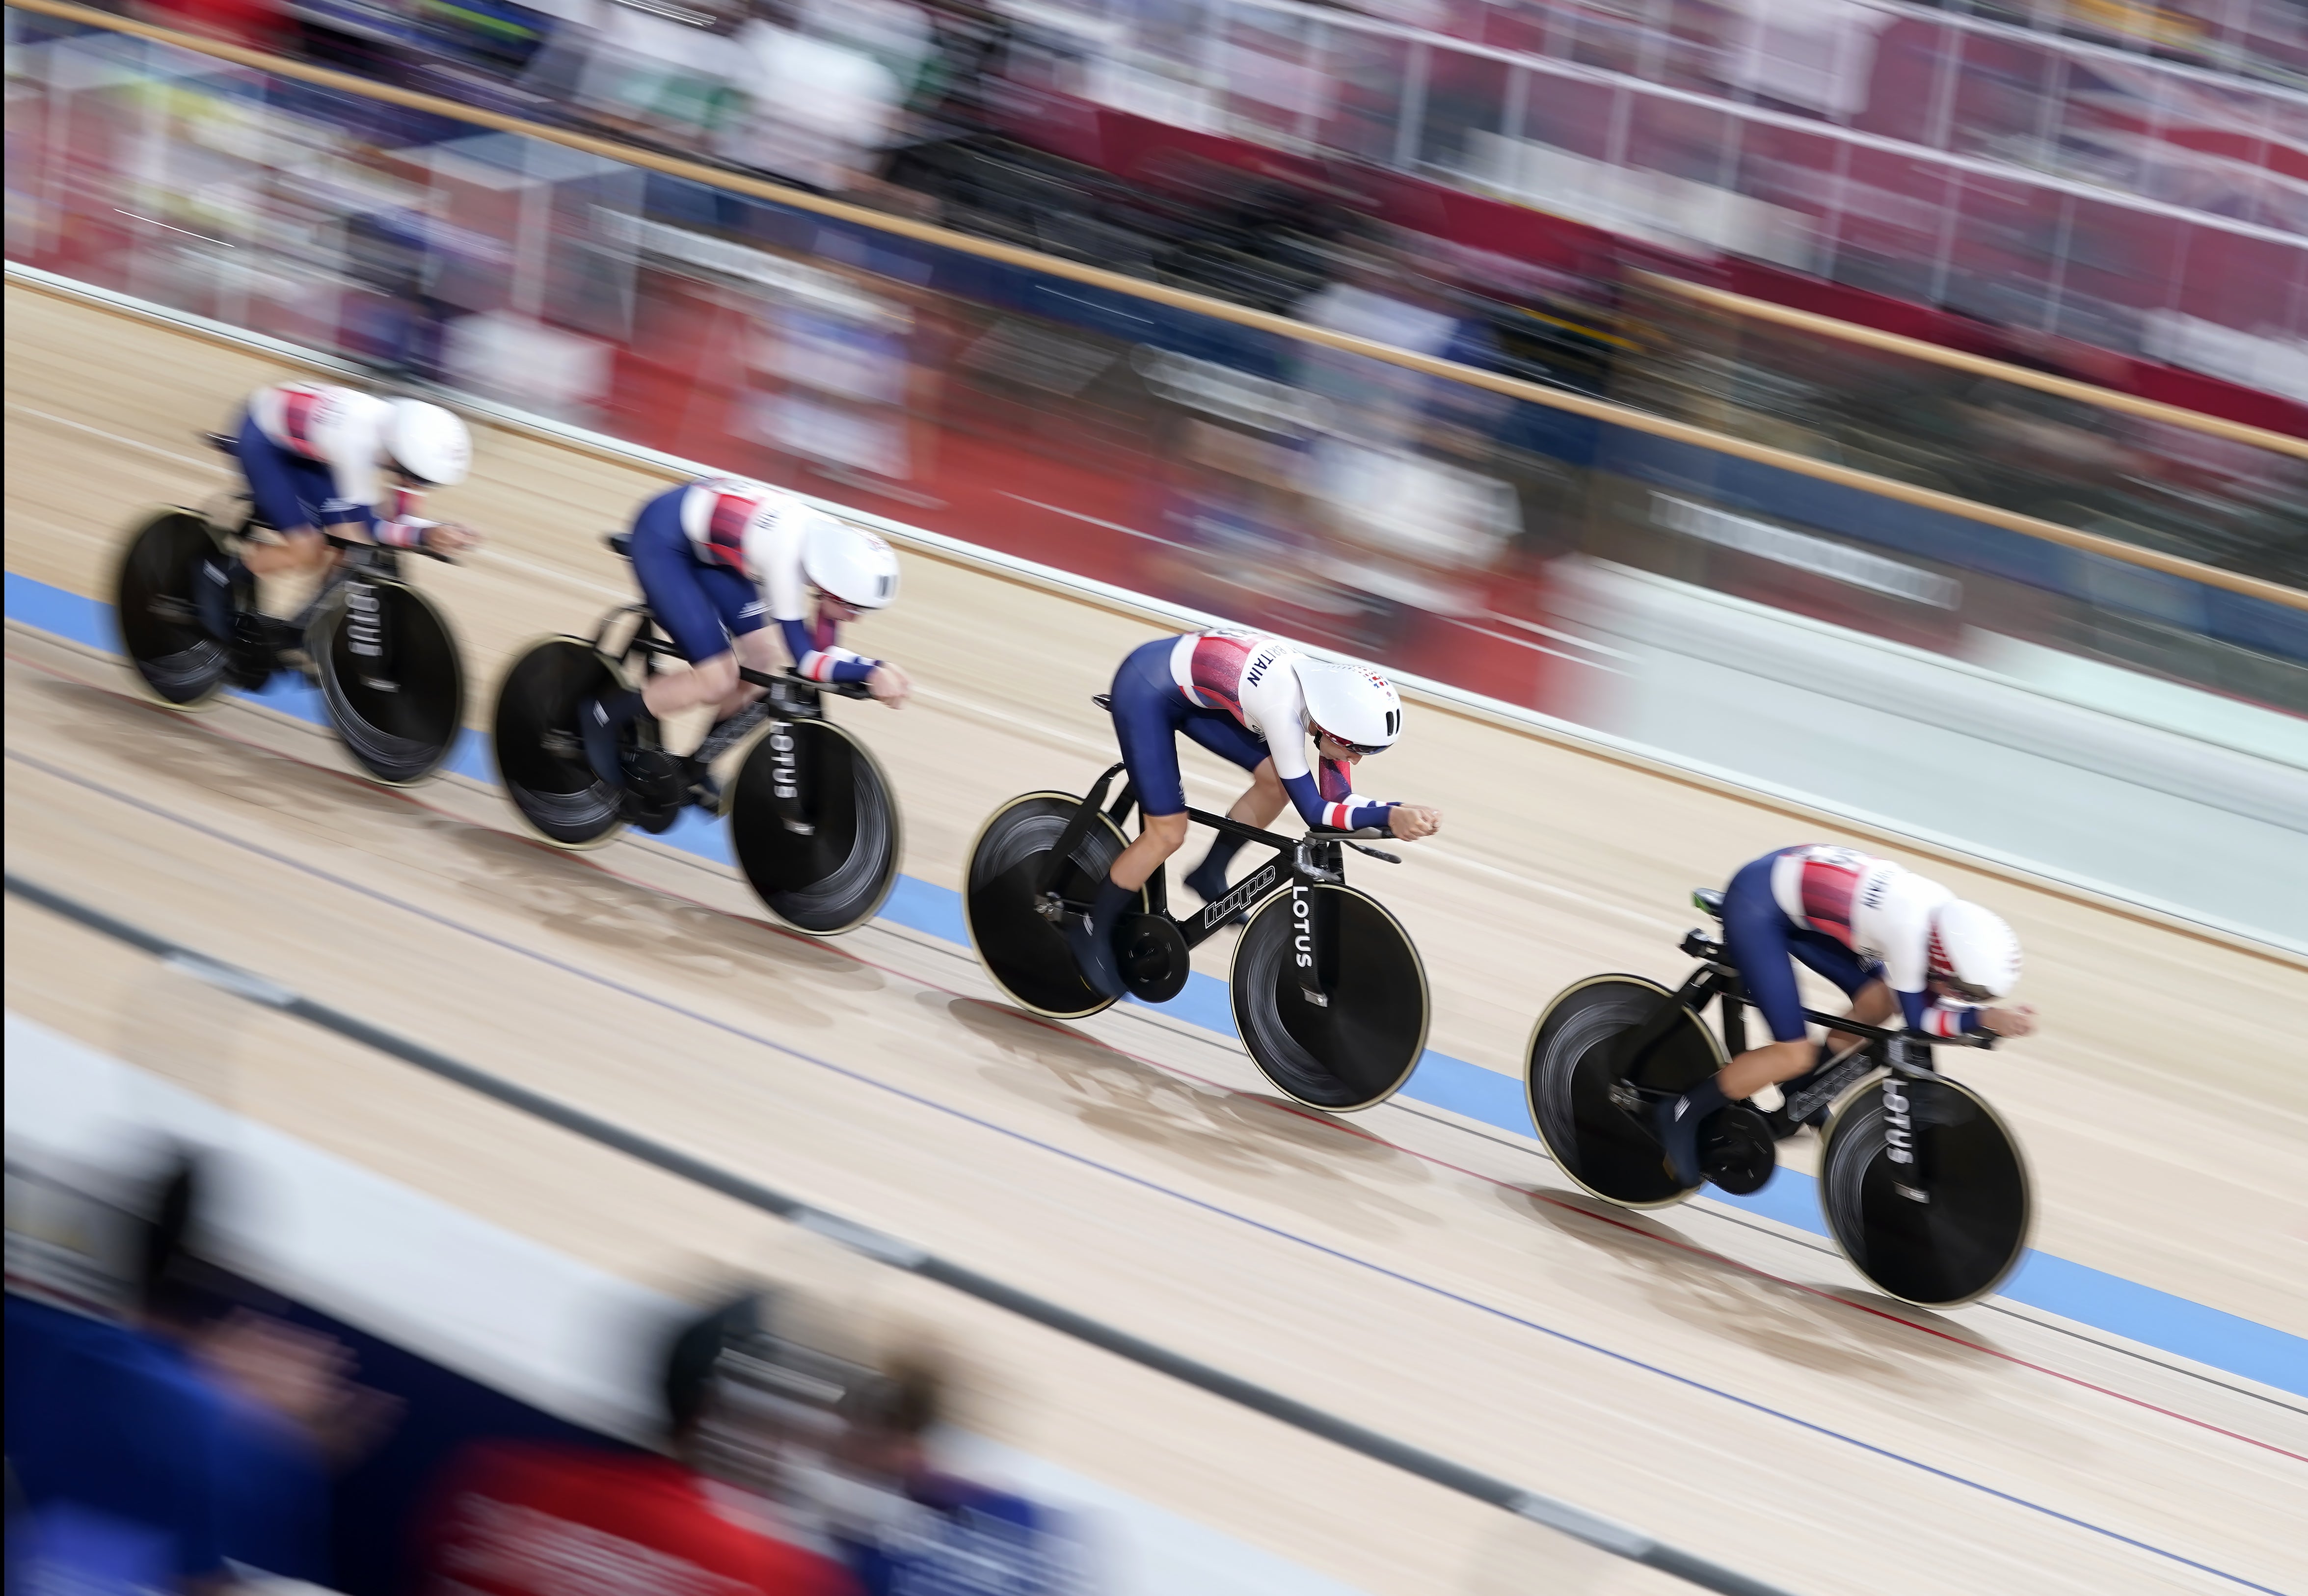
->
<box><xmin>1069</xmin><ymin>639</ymin><xmax>1194</xmax><ymax>996</ymax></box>
<box><xmin>1176</xmin><ymin>714</ymin><xmax>1283</xmax><ymax>905</ymax></box>
<box><xmin>1658</xmin><ymin>852</ymin><xmax>1808</xmax><ymax>1182</ymax></box>
<box><xmin>199</xmin><ymin>416</ymin><xmax>312</xmax><ymax>645</ymax></box>
<box><xmin>232</xmin><ymin>412</ymin><xmax>330</xmax><ymax>585</ymax></box>
<box><xmin>1105</xmin><ymin>639</ymin><xmax>1196</xmax><ymax>894</ymax></box>
<box><xmin>583</xmin><ymin>490</ymin><xmax>736</xmax><ymax>785</ymax></box>
<box><xmin>706</xmin><ymin>573</ymin><xmax>777</xmax><ymax>726</ymax></box>
<box><xmin>677</xmin><ymin>576</ymin><xmax>778</xmax><ymax>808</ymax></box>
<box><xmin>1789</xmin><ymin>934</ymin><xmax>1894</xmax><ymax>1045</ymax></box>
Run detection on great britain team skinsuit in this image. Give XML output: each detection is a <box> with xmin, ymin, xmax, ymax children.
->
<box><xmin>1108</xmin><ymin>630</ymin><xmax>1398</xmax><ymax>830</ymax></box>
<box><xmin>236</xmin><ymin>382</ymin><xmax>441</xmax><ymax>548</ymax></box>
<box><xmin>627</xmin><ymin>477</ymin><xmax>885</xmax><ymax>683</ymax></box>
<box><xmin>1720</xmin><ymin>844</ymin><xmax>1995</xmax><ymax>1044</ymax></box>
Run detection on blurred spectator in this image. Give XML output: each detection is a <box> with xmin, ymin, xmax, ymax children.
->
<box><xmin>561</xmin><ymin>0</ymin><xmax>750</xmax><ymax>154</ymax></box>
<box><xmin>1292</xmin><ymin>229</ymin><xmax>1521</xmax><ymax>643</ymax></box>
<box><xmin>413</xmin><ymin>1296</ymin><xmax>859</xmax><ymax>1595</ymax></box>
<box><xmin>713</xmin><ymin>0</ymin><xmax>911</xmax><ymax>198</ymax></box>
<box><xmin>6</xmin><ymin>1157</ymin><xmax>379</xmax><ymax>1592</ymax></box>
<box><xmin>791</xmin><ymin>1352</ymin><xmax>1089</xmax><ymax>1596</ymax></box>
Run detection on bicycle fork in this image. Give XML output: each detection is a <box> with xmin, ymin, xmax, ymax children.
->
<box><xmin>344</xmin><ymin>577</ymin><xmax>395</xmax><ymax>690</ymax></box>
<box><xmin>1880</xmin><ymin>1040</ymin><xmax>1934</xmax><ymax>1205</ymax></box>
<box><xmin>1288</xmin><ymin>837</ymin><xmax>1345</xmax><ymax>1011</ymax></box>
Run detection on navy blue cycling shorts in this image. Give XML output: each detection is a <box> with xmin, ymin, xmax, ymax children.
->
<box><xmin>236</xmin><ymin>409</ymin><xmax>343</xmax><ymax>535</ymax></box>
<box><xmin>1109</xmin><ymin>637</ymin><xmax>1271</xmax><ymax>817</ymax></box>
<box><xmin>626</xmin><ymin>485</ymin><xmax>767</xmax><ymax>664</ymax></box>
<box><xmin>1721</xmin><ymin>850</ymin><xmax>1882</xmax><ymax>1044</ymax></box>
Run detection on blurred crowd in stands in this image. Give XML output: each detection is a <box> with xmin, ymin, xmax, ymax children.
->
<box><xmin>8</xmin><ymin>1155</ymin><xmax>1086</xmax><ymax>1594</ymax></box>
<box><xmin>112</xmin><ymin>0</ymin><xmax>2305</xmax><ymax>387</ymax></box>
<box><xmin>9</xmin><ymin>0</ymin><xmax>2302</xmax><ymax>703</ymax></box>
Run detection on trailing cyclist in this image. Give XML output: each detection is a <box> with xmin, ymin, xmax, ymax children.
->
<box><xmin>199</xmin><ymin>381</ymin><xmax>477</xmax><ymax>685</ymax></box>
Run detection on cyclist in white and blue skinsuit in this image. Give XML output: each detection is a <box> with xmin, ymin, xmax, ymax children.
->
<box><xmin>197</xmin><ymin>381</ymin><xmax>476</xmax><ymax>681</ymax></box>
<box><xmin>1655</xmin><ymin>844</ymin><xmax>2036</xmax><ymax>1188</ymax></box>
<box><xmin>1071</xmin><ymin>629</ymin><xmax>1444</xmax><ymax>997</ymax></box>
<box><xmin>581</xmin><ymin>476</ymin><xmax>911</xmax><ymax>808</ymax></box>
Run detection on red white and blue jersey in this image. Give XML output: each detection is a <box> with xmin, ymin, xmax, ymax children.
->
<box><xmin>246</xmin><ymin>382</ymin><xmax>430</xmax><ymax>545</ymax></box>
<box><xmin>678</xmin><ymin>477</ymin><xmax>877</xmax><ymax>685</ymax></box>
<box><xmin>1169</xmin><ymin>631</ymin><xmax>1393</xmax><ymax>831</ymax></box>
<box><xmin>1770</xmin><ymin>846</ymin><xmax>1976</xmax><ymax>1036</ymax></box>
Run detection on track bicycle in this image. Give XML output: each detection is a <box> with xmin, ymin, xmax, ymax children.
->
<box><xmin>491</xmin><ymin>532</ymin><xmax>901</xmax><ymax>936</ymax></box>
<box><xmin>113</xmin><ymin>431</ymin><xmax>465</xmax><ymax>785</ymax></box>
<box><xmin>965</xmin><ymin>694</ymin><xmax>1429</xmax><ymax>1112</ymax></box>
<box><xmin>1525</xmin><ymin>888</ymin><xmax>2030</xmax><ymax>1306</ymax></box>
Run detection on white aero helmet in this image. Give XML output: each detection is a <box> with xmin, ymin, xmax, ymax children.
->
<box><xmin>385</xmin><ymin>398</ymin><xmax>471</xmax><ymax>486</ymax></box>
<box><xmin>1291</xmin><ymin>656</ymin><xmax>1402</xmax><ymax>754</ymax></box>
<box><xmin>1928</xmin><ymin>899</ymin><xmax>2022</xmax><ymax>1003</ymax></box>
<box><xmin>803</xmin><ymin>514</ymin><xmax>901</xmax><ymax>610</ymax></box>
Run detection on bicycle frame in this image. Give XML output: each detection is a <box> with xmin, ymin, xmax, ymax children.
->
<box><xmin>1033</xmin><ymin>762</ymin><xmax>1396</xmax><ymax>955</ymax></box>
<box><xmin>597</xmin><ymin>612</ymin><xmax>871</xmax><ymax>836</ymax></box>
<box><xmin>1654</xmin><ymin>920</ymin><xmax>1995</xmax><ymax>1201</ymax></box>
<box><xmin>210</xmin><ymin>494</ymin><xmax>416</xmax><ymax>671</ymax></box>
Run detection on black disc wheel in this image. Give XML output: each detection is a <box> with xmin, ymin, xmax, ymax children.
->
<box><xmin>1820</xmin><ymin>1075</ymin><xmax>2030</xmax><ymax>1307</ymax></box>
<box><xmin>965</xmin><ymin>792</ymin><xmax>1144</xmax><ymax>1020</ymax></box>
<box><xmin>729</xmin><ymin>719</ymin><xmax>901</xmax><ymax>935</ymax></box>
<box><xmin>1230</xmin><ymin>883</ymin><xmax>1427</xmax><ymax>1113</ymax></box>
<box><xmin>309</xmin><ymin>577</ymin><xmax>465</xmax><ymax>784</ymax></box>
<box><xmin>492</xmin><ymin>637</ymin><xmax>625</xmax><ymax>848</ymax></box>
<box><xmin>114</xmin><ymin>510</ymin><xmax>234</xmax><ymax>707</ymax></box>
<box><xmin>1525</xmin><ymin>975</ymin><xmax>1727</xmax><ymax>1207</ymax></box>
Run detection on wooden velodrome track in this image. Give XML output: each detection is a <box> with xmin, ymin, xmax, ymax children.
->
<box><xmin>6</xmin><ymin>278</ymin><xmax>2306</xmax><ymax>1595</ymax></box>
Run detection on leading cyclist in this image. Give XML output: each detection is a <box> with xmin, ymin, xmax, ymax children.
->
<box><xmin>1655</xmin><ymin>844</ymin><xmax>2036</xmax><ymax>1187</ymax></box>
<box><xmin>1072</xmin><ymin>629</ymin><xmax>1443</xmax><ymax>997</ymax></box>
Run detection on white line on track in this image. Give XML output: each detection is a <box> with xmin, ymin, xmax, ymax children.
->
<box><xmin>7</xmin><ymin>401</ymin><xmax>225</xmax><ymax>471</ymax></box>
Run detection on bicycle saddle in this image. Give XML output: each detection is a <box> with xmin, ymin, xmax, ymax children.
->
<box><xmin>202</xmin><ymin>431</ymin><xmax>239</xmax><ymax>459</ymax></box>
<box><xmin>605</xmin><ymin>532</ymin><xmax>633</xmax><ymax>559</ymax></box>
<box><xmin>1691</xmin><ymin>887</ymin><xmax>1725</xmax><ymax>919</ymax></box>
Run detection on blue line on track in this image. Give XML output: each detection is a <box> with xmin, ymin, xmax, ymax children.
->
<box><xmin>3</xmin><ymin>740</ymin><xmax>2289</xmax><ymax>1596</ymax></box>
<box><xmin>10</xmin><ymin>569</ymin><xmax>2306</xmax><ymax>1403</ymax></box>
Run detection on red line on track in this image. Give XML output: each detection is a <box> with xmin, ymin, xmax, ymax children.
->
<box><xmin>10</xmin><ymin>638</ymin><xmax>2303</xmax><ymax>1467</ymax></box>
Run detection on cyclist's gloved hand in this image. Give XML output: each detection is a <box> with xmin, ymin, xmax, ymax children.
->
<box><xmin>420</xmin><ymin>521</ymin><xmax>478</xmax><ymax>556</ymax></box>
<box><xmin>1388</xmin><ymin>804</ymin><xmax>1441</xmax><ymax>841</ymax></box>
<box><xmin>1980</xmin><ymin>1004</ymin><xmax>2036</xmax><ymax>1038</ymax></box>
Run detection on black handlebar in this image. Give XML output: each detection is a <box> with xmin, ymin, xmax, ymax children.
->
<box><xmin>740</xmin><ymin>665</ymin><xmax>875</xmax><ymax>700</ymax></box>
<box><xmin>1794</xmin><ymin>1005</ymin><xmax>1998</xmax><ymax>1053</ymax></box>
<box><xmin>322</xmin><ymin>529</ymin><xmax>456</xmax><ymax>564</ymax></box>
<box><xmin>1187</xmin><ymin>810</ymin><xmax>1407</xmax><ymax>862</ymax></box>
<box><xmin>624</xmin><ymin>636</ymin><xmax>877</xmax><ymax>699</ymax></box>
